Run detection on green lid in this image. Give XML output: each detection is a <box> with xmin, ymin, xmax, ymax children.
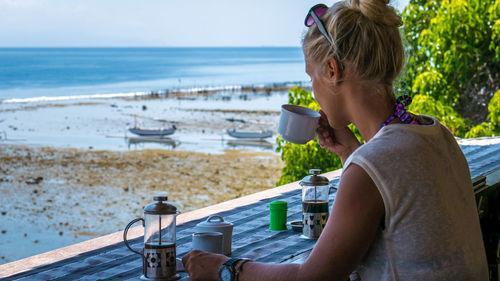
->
<box><xmin>269</xmin><ymin>200</ymin><xmax>287</xmax><ymax>230</ymax></box>
<box><xmin>269</xmin><ymin>200</ymin><xmax>287</xmax><ymax>210</ymax></box>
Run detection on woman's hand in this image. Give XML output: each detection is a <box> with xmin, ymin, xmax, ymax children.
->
<box><xmin>182</xmin><ymin>250</ymin><xmax>229</xmax><ymax>281</ymax></box>
<box><xmin>315</xmin><ymin>110</ymin><xmax>361</xmax><ymax>164</ymax></box>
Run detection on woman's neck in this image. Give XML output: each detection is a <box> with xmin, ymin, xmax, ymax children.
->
<box><xmin>344</xmin><ymin>82</ymin><xmax>395</xmax><ymax>142</ymax></box>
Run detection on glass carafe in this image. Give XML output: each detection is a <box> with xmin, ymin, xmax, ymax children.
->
<box><xmin>124</xmin><ymin>194</ymin><xmax>179</xmax><ymax>280</ymax></box>
<box><xmin>300</xmin><ymin>169</ymin><xmax>330</xmax><ymax>239</ymax></box>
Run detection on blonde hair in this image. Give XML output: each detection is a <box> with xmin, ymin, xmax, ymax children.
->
<box><xmin>303</xmin><ymin>0</ymin><xmax>404</xmax><ymax>84</ymax></box>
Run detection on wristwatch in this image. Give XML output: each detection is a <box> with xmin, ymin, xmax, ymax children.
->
<box><xmin>218</xmin><ymin>258</ymin><xmax>241</xmax><ymax>281</ymax></box>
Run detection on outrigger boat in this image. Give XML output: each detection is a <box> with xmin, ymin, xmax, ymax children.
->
<box><xmin>128</xmin><ymin>125</ymin><xmax>176</xmax><ymax>137</ymax></box>
<box><xmin>226</xmin><ymin>129</ymin><xmax>273</xmax><ymax>140</ymax></box>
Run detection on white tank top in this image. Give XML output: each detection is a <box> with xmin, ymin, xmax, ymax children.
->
<box><xmin>342</xmin><ymin>116</ymin><xmax>488</xmax><ymax>281</ymax></box>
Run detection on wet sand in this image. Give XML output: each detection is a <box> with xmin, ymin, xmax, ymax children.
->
<box><xmin>0</xmin><ymin>144</ymin><xmax>284</xmax><ymax>263</ymax></box>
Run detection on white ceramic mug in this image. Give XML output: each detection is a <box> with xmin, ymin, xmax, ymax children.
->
<box><xmin>195</xmin><ymin>215</ymin><xmax>233</xmax><ymax>255</ymax></box>
<box><xmin>278</xmin><ymin>104</ymin><xmax>321</xmax><ymax>144</ymax></box>
<box><xmin>192</xmin><ymin>232</ymin><xmax>223</xmax><ymax>254</ymax></box>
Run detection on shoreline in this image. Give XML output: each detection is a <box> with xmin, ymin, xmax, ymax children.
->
<box><xmin>0</xmin><ymin>83</ymin><xmax>306</xmax><ymax>154</ymax></box>
<box><xmin>1</xmin><ymin>81</ymin><xmax>311</xmax><ymax>104</ymax></box>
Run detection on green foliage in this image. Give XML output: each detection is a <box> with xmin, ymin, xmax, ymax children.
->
<box><xmin>276</xmin><ymin>135</ymin><xmax>342</xmax><ymax>186</ymax></box>
<box><xmin>489</xmin><ymin>0</ymin><xmax>500</xmax><ymax>62</ymax></box>
<box><xmin>400</xmin><ymin>0</ymin><xmax>499</xmax><ymax>137</ymax></box>
<box><xmin>417</xmin><ymin>0</ymin><xmax>490</xmax><ymax>86</ymax></box>
<box><xmin>288</xmin><ymin>85</ymin><xmax>320</xmax><ymax>111</ymax></box>
<box><xmin>409</xmin><ymin>94</ymin><xmax>467</xmax><ymax>136</ymax></box>
<box><xmin>399</xmin><ymin>0</ymin><xmax>441</xmax><ymax>93</ymax></box>
<box><xmin>275</xmin><ymin>86</ymin><xmax>343</xmax><ymax>186</ymax></box>
<box><xmin>465</xmin><ymin>123</ymin><xmax>494</xmax><ymax>138</ymax></box>
<box><xmin>488</xmin><ymin>90</ymin><xmax>500</xmax><ymax>128</ymax></box>
<box><xmin>465</xmin><ymin>90</ymin><xmax>500</xmax><ymax>137</ymax></box>
<box><xmin>411</xmin><ymin>69</ymin><xmax>457</xmax><ymax>105</ymax></box>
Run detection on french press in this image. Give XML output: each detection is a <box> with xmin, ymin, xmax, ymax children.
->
<box><xmin>300</xmin><ymin>169</ymin><xmax>330</xmax><ymax>239</ymax></box>
<box><xmin>124</xmin><ymin>194</ymin><xmax>180</xmax><ymax>281</ymax></box>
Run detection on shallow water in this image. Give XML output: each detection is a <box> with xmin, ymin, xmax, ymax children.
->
<box><xmin>0</xmin><ymin>89</ymin><xmax>294</xmax><ymax>153</ymax></box>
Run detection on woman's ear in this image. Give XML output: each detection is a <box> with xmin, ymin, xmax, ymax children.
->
<box><xmin>326</xmin><ymin>58</ymin><xmax>343</xmax><ymax>83</ymax></box>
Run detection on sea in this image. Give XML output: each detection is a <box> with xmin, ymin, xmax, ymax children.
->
<box><xmin>0</xmin><ymin>47</ymin><xmax>310</xmax><ymax>152</ymax></box>
<box><xmin>0</xmin><ymin>47</ymin><xmax>308</xmax><ymax>102</ymax></box>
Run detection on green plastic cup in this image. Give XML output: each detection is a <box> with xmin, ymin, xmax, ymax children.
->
<box><xmin>269</xmin><ymin>200</ymin><xmax>288</xmax><ymax>230</ymax></box>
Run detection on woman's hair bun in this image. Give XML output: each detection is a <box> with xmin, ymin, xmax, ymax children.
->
<box><xmin>347</xmin><ymin>0</ymin><xmax>402</xmax><ymax>27</ymax></box>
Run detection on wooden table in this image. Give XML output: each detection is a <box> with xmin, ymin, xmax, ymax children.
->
<box><xmin>1</xmin><ymin>137</ymin><xmax>499</xmax><ymax>281</ymax></box>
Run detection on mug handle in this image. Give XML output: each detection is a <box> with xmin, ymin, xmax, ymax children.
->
<box><xmin>123</xmin><ymin>217</ymin><xmax>145</xmax><ymax>256</ymax></box>
<box><xmin>207</xmin><ymin>215</ymin><xmax>224</xmax><ymax>222</ymax></box>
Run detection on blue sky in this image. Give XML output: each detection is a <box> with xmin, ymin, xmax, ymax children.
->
<box><xmin>0</xmin><ymin>0</ymin><xmax>409</xmax><ymax>47</ymax></box>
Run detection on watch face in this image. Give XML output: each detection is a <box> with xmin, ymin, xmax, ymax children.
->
<box><xmin>220</xmin><ymin>266</ymin><xmax>233</xmax><ymax>281</ymax></box>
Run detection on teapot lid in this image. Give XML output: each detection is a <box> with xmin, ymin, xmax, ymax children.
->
<box><xmin>144</xmin><ymin>194</ymin><xmax>177</xmax><ymax>215</ymax></box>
<box><xmin>300</xmin><ymin>169</ymin><xmax>329</xmax><ymax>186</ymax></box>
<box><xmin>196</xmin><ymin>215</ymin><xmax>233</xmax><ymax>228</ymax></box>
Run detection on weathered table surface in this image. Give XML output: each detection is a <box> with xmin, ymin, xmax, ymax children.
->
<box><xmin>1</xmin><ymin>137</ymin><xmax>499</xmax><ymax>281</ymax></box>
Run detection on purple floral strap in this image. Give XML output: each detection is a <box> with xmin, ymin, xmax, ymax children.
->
<box><xmin>379</xmin><ymin>95</ymin><xmax>419</xmax><ymax>130</ymax></box>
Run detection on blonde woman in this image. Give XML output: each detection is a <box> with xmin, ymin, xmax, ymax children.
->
<box><xmin>182</xmin><ymin>1</ymin><xmax>489</xmax><ymax>280</ymax></box>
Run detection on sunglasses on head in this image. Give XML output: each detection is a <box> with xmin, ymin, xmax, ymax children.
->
<box><xmin>304</xmin><ymin>4</ymin><xmax>334</xmax><ymax>45</ymax></box>
<box><xmin>305</xmin><ymin>4</ymin><xmax>344</xmax><ymax>70</ymax></box>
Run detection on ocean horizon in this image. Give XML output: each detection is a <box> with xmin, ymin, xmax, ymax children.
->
<box><xmin>0</xmin><ymin>47</ymin><xmax>308</xmax><ymax>103</ymax></box>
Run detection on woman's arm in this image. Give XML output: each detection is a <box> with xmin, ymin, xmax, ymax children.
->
<box><xmin>183</xmin><ymin>163</ymin><xmax>385</xmax><ymax>281</ymax></box>
<box><xmin>182</xmin><ymin>253</ymin><xmax>301</xmax><ymax>281</ymax></box>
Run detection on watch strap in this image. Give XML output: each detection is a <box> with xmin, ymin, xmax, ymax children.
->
<box><xmin>223</xmin><ymin>257</ymin><xmax>242</xmax><ymax>268</ymax></box>
<box><xmin>235</xmin><ymin>258</ymin><xmax>253</xmax><ymax>281</ymax></box>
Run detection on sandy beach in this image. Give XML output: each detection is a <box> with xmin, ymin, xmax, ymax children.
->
<box><xmin>0</xmin><ymin>87</ymin><xmax>301</xmax><ymax>264</ymax></box>
<box><xmin>0</xmin><ymin>144</ymin><xmax>284</xmax><ymax>263</ymax></box>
